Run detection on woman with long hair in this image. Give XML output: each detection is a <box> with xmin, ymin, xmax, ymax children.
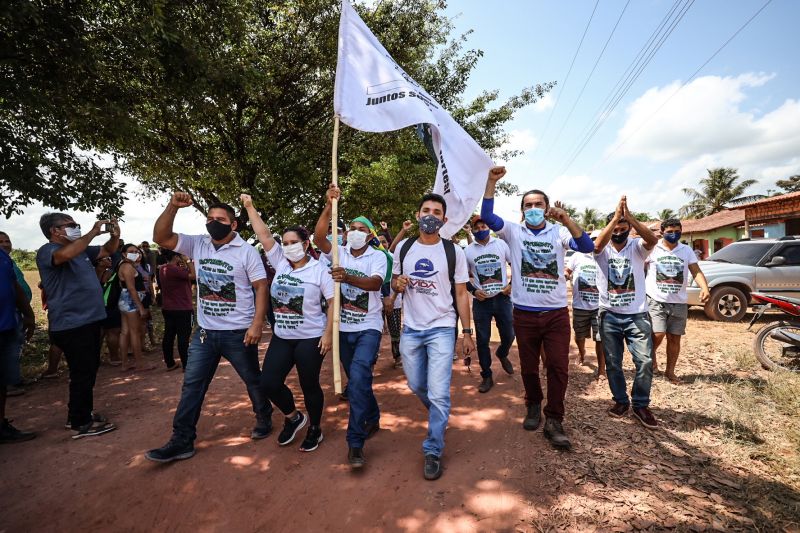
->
<box><xmin>117</xmin><ymin>244</ymin><xmax>153</xmax><ymax>371</ymax></box>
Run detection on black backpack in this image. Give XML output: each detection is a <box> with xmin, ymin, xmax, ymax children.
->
<box><xmin>398</xmin><ymin>237</ymin><xmax>458</xmax><ymax>325</ymax></box>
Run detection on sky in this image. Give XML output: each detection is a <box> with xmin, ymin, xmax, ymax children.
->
<box><xmin>5</xmin><ymin>0</ymin><xmax>799</xmax><ymax>251</ymax></box>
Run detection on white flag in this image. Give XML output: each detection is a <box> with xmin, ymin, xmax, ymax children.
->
<box><xmin>334</xmin><ymin>0</ymin><xmax>493</xmax><ymax>239</ymax></box>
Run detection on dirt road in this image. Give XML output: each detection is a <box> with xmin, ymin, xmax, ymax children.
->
<box><xmin>3</xmin><ymin>311</ymin><xmax>799</xmax><ymax>532</ymax></box>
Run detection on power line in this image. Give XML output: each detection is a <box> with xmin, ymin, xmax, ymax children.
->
<box><xmin>542</xmin><ymin>0</ymin><xmax>631</xmax><ymax>164</ymax></box>
<box><xmin>532</xmin><ymin>0</ymin><xmax>599</xmax><ymax>157</ymax></box>
<box><xmin>599</xmin><ymin>0</ymin><xmax>774</xmax><ymax>166</ymax></box>
<box><xmin>558</xmin><ymin>0</ymin><xmax>695</xmax><ymax>175</ymax></box>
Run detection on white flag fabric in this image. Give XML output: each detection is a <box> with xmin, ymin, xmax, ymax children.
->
<box><xmin>334</xmin><ymin>0</ymin><xmax>493</xmax><ymax>239</ymax></box>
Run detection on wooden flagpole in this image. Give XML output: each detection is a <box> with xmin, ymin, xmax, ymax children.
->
<box><xmin>330</xmin><ymin>115</ymin><xmax>343</xmax><ymax>394</ymax></box>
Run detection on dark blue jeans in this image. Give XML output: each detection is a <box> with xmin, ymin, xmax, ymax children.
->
<box><xmin>339</xmin><ymin>329</ymin><xmax>382</xmax><ymax>447</ymax></box>
<box><xmin>172</xmin><ymin>328</ymin><xmax>272</xmax><ymax>443</ymax></box>
<box><xmin>599</xmin><ymin>310</ymin><xmax>653</xmax><ymax>409</ymax></box>
<box><xmin>473</xmin><ymin>294</ymin><xmax>515</xmax><ymax>378</ymax></box>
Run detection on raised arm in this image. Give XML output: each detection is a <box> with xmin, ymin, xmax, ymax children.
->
<box><xmin>240</xmin><ymin>194</ymin><xmax>277</xmax><ymax>252</ymax></box>
<box><xmin>623</xmin><ymin>200</ymin><xmax>658</xmax><ymax>250</ymax></box>
<box><xmin>595</xmin><ymin>196</ymin><xmax>625</xmax><ymax>254</ymax></box>
<box><xmin>312</xmin><ymin>185</ymin><xmax>339</xmax><ymax>255</ymax></box>
<box><xmin>154</xmin><ymin>192</ymin><xmax>193</xmax><ymax>250</ymax></box>
<box><xmin>53</xmin><ymin>220</ymin><xmax>110</xmax><ymax>266</ymax></box>
<box><xmin>97</xmin><ymin>219</ymin><xmax>121</xmax><ymax>260</ymax></box>
<box><xmin>389</xmin><ymin>220</ymin><xmax>412</xmax><ymax>253</ymax></box>
<box><xmin>480</xmin><ymin>166</ymin><xmax>507</xmax><ymax>232</ymax></box>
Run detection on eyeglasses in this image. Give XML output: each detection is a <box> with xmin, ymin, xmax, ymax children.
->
<box><xmin>55</xmin><ymin>222</ymin><xmax>80</xmax><ymax>230</ymax></box>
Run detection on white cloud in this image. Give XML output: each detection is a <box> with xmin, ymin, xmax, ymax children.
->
<box><xmin>609</xmin><ymin>73</ymin><xmax>800</xmax><ymax>165</ymax></box>
<box><xmin>531</xmin><ymin>93</ymin><xmax>555</xmax><ymax>113</ymax></box>
<box><xmin>2</xmin><ymin>176</ymin><xmax>206</xmax><ymax>252</ymax></box>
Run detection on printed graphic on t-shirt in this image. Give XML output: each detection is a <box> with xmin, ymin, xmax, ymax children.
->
<box><xmin>408</xmin><ymin>257</ymin><xmax>440</xmax><ymax>297</ymax></box>
<box><xmin>655</xmin><ymin>256</ymin><xmax>684</xmax><ymax>294</ymax></box>
<box><xmin>271</xmin><ymin>274</ymin><xmax>306</xmax><ymax>330</ymax></box>
<box><xmin>608</xmin><ymin>257</ymin><xmax>635</xmax><ymax>307</ymax></box>
<box><xmin>341</xmin><ymin>267</ymin><xmax>369</xmax><ymax>324</ymax></box>
<box><xmin>576</xmin><ymin>264</ymin><xmax>599</xmax><ymax>304</ymax></box>
<box><xmin>474</xmin><ymin>253</ymin><xmax>503</xmax><ymax>294</ymax></box>
<box><xmin>521</xmin><ymin>241</ymin><xmax>558</xmax><ymax>294</ymax></box>
<box><xmin>198</xmin><ymin>259</ymin><xmax>236</xmax><ymax>317</ymax></box>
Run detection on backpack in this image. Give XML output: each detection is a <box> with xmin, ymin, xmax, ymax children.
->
<box><xmin>398</xmin><ymin>237</ymin><xmax>458</xmax><ymax>325</ymax></box>
<box><xmin>102</xmin><ymin>269</ymin><xmax>122</xmax><ymax>309</ymax></box>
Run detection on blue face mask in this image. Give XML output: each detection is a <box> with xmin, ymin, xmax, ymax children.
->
<box><xmin>473</xmin><ymin>229</ymin><xmax>490</xmax><ymax>241</ymax></box>
<box><xmin>419</xmin><ymin>215</ymin><xmax>445</xmax><ymax>235</ymax></box>
<box><xmin>327</xmin><ymin>234</ymin><xmax>344</xmax><ymax>246</ymax></box>
<box><xmin>524</xmin><ymin>207</ymin><xmax>545</xmax><ymax>227</ymax></box>
<box><xmin>664</xmin><ymin>231</ymin><xmax>681</xmax><ymax>244</ymax></box>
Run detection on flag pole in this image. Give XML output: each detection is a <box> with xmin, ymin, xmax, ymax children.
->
<box><xmin>330</xmin><ymin>115</ymin><xmax>343</xmax><ymax>395</ymax></box>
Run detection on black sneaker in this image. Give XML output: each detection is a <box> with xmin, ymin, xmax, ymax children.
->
<box><xmin>277</xmin><ymin>412</ymin><xmax>307</xmax><ymax>446</ymax></box>
<box><xmin>339</xmin><ymin>386</ymin><xmax>349</xmax><ymax>402</ymax></box>
<box><xmin>523</xmin><ymin>403</ymin><xmax>542</xmax><ymax>431</ymax></box>
<box><xmin>348</xmin><ymin>447</ymin><xmax>366</xmax><ymax>468</ymax></box>
<box><xmin>423</xmin><ymin>454</ymin><xmax>443</xmax><ymax>480</ymax></box>
<box><xmin>299</xmin><ymin>425</ymin><xmax>323</xmax><ymax>452</ymax></box>
<box><xmin>145</xmin><ymin>438</ymin><xmax>196</xmax><ymax>463</ymax></box>
<box><xmin>478</xmin><ymin>376</ymin><xmax>494</xmax><ymax>393</ymax></box>
<box><xmin>543</xmin><ymin>418</ymin><xmax>571</xmax><ymax>450</ymax></box>
<box><xmin>72</xmin><ymin>420</ymin><xmax>116</xmax><ymax>440</ymax></box>
<box><xmin>499</xmin><ymin>356</ymin><xmax>514</xmax><ymax>375</ymax></box>
<box><xmin>251</xmin><ymin>420</ymin><xmax>273</xmax><ymax>440</ymax></box>
<box><xmin>65</xmin><ymin>411</ymin><xmax>108</xmax><ymax>430</ymax></box>
<box><xmin>0</xmin><ymin>419</ymin><xmax>36</xmax><ymax>444</ymax></box>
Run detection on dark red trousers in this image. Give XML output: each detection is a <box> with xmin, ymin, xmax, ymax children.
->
<box><xmin>513</xmin><ymin>307</ymin><xmax>570</xmax><ymax>422</ymax></box>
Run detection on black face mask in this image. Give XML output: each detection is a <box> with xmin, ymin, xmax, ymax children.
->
<box><xmin>611</xmin><ymin>230</ymin><xmax>630</xmax><ymax>244</ymax></box>
<box><xmin>206</xmin><ymin>220</ymin><xmax>232</xmax><ymax>241</ymax></box>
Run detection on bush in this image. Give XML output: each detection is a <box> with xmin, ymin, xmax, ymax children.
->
<box><xmin>11</xmin><ymin>249</ymin><xmax>37</xmax><ymax>271</ymax></box>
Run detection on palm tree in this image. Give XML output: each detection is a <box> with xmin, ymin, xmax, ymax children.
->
<box><xmin>579</xmin><ymin>207</ymin><xmax>602</xmax><ymax>230</ymax></box>
<box><xmin>657</xmin><ymin>208</ymin><xmax>676</xmax><ymax>220</ymax></box>
<box><xmin>680</xmin><ymin>168</ymin><xmax>757</xmax><ymax>218</ymax></box>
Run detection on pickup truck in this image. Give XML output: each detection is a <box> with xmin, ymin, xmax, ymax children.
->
<box><xmin>687</xmin><ymin>237</ymin><xmax>800</xmax><ymax>321</ymax></box>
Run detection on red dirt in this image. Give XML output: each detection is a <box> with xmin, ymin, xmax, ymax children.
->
<box><xmin>2</xmin><ymin>315</ymin><xmax>794</xmax><ymax>531</ymax></box>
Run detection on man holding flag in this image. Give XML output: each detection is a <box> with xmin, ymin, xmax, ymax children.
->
<box><xmin>313</xmin><ymin>185</ymin><xmax>386</xmax><ymax>469</ymax></box>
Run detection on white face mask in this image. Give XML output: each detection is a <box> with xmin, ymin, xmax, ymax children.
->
<box><xmin>347</xmin><ymin>230</ymin><xmax>369</xmax><ymax>250</ymax></box>
<box><xmin>126</xmin><ymin>252</ymin><xmax>140</xmax><ymax>262</ymax></box>
<box><xmin>282</xmin><ymin>242</ymin><xmax>306</xmax><ymax>262</ymax></box>
<box><xmin>64</xmin><ymin>227</ymin><xmax>82</xmax><ymax>241</ymax></box>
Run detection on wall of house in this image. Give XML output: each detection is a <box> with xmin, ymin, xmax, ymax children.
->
<box><xmin>685</xmin><ymin>227</ymin><xmax>740</xmax><ymax>257</ymax></box>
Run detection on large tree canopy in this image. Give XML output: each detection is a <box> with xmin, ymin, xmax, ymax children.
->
<box><xmin>680</xmin><ymin>168</ymin><xmax>757</xmax><ymax>218</ymax></box>
<box><xmin>2</xmin><ymin>0</ymin><xmax>553</xmax><ymax>230</ymax></box>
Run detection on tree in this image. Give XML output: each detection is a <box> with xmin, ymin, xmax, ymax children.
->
<box><xmin>680</xmin><ymin>168</ymin><xmax>757</xmax><ymax>218</ymax></box>
<box><xmin>776</xmin><ymin>175</ymin><xmax>800</xmax><ymax>193</ymax></box>
<box><xmin>579</xmin><ymin>208</ymin><xmax>602</xmax><ymax>230</ymax></box>
<box><xmin>631</xmin><ymin>212</ymin><xmax>651</xmax><ymax>222</ymax></box>
<box><xmin>657</xmin><ymin>208</ymin><xmax>676</xmax><ymax>220</ymax></box>
<box><xmin>3</xmin><ymin>0</ymin><xmax>553</xmax><ymax>231</ymax></box>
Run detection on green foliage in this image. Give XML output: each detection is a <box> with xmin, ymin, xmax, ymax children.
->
<box><xmin>11</xmin><ymin>249</ymin><xmax>37</xmax><ymax>271</ymax></box>
<box><xmin>680</xmin><ymin>168</ymin><xmax>757</xmax><ymax>218</ymax></box>
<box><xmin>4</xmin><ymin>0</ymin><xmax>552</xmax><ymax>232</ymax></box>
<box><xmin>776</xmin><ymin>175</ymin><xmax>800</xmax><ymax>193</ymax></box>
<box><xmin>657</xmin><ymin>208</ymin><xmax>677</xmax><ymax>221</ymax></box>
<box><xmin>631</xmin><ymin>211</ymin><xmax>652</xmax><ymax>222</ymax></box>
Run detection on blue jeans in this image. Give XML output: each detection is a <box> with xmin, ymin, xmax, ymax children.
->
<box><xmin>173</xmin><ymin>328</ymin><xmax>272</xmax><ymax>443</ymax></box>
<box><xmin>339</xmin><ymin>329</ymin><xmax>382</xmax><ymax>447</ymax></box>
<box><xmin>599</xmin><ymin>310</ymin><xmax>653</xmax><ymax>409</ymax></box>
<box><xmin>473</xmin><ymin>294</ymin><xmax>515</xmax><ymax>378</ymax></box>
<box><xmin>400</xmin><ymin>326</ymin><xmax>456</xmax><ymax>457</ymax></box>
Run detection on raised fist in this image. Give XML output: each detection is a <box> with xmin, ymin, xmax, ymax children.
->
<box><xmin>171</xmin><ymin>192</ymin><xmax>193</xmax><ymax>209</ymax></box>
<box><xmin>487</xmin><ymin>166</ymin><xmax>506</xmax><ymax>182</ymax></box>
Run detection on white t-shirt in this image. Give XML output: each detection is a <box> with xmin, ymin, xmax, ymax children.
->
<box><xmin>567</xmin><ymin>252</ymin><xmax>599</xmax><ymax>311</ymax></box>
<box><xmin>174</xmin><ymin>233</ymin><xmax>266</xmax><ymax>330</ymax></box>
<box><xmin>392</xmin><ymin>238</ymin><xmax>468</xmax><ymax>330</ymax></box>
<box><xmin>496</xmin><ymin>221</ymin><xmax>573</xmax><ymax>308</ymax></box>
<box><xmin>323</xmin><ymin>244</ymin><xmax>387</xmax><ymax>333</ymax></box>
<box><xmin>267</xmin><ymin>244</ymin><xmax>335</xmax><ymax>339</ymax></box>
<box><xmin>595</xmin><ymin>238</ymin><xmax>652</xmax><ymax>314</ymax></box>
<box><xmin>645</xmin><ymin>241</ymin><xmax>698</xmax><ymax>304</ymax></box>
<box><xmin>464</xmin><ymin>237</ymin><xmax>511</xmax><ymax>296</ymax></box>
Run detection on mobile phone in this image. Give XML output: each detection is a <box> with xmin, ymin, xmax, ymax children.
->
<box><xmin>104</xmin><ymin>222</ymin><xmax>115</xmax><ymax>233</ymax></box>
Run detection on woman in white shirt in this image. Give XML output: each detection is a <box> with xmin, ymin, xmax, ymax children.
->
<box><xmin>242</xmin><ymin>195</ymin><xmax>334</xmax><ymax>453</ymax></box>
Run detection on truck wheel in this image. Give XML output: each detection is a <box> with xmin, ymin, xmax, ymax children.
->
<box><xmin>704</xmin><ymin>286</ymin><xmax>748</xmax><ymax>322</ymax></box>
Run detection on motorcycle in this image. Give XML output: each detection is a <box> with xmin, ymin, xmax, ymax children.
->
<box><xmin>748</xmin><ymin>292</ymin><xmax>800</xmax><ymax>372</ymax></box>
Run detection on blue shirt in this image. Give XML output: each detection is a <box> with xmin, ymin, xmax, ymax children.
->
<box><xmin>0</xmin><ymin>249</ymin><xmax>17</xmax><ymax>332</ymax></box>
<box><xmin>36</xmin><ymin>243</ymin><xmax>106</xmax><ymax>332</ymax></box>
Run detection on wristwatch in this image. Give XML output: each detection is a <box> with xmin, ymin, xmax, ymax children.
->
<box><xmin>462</xmin><ymin>328</ymin><xmax>473</xmax><ymax>335</ymax></box>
